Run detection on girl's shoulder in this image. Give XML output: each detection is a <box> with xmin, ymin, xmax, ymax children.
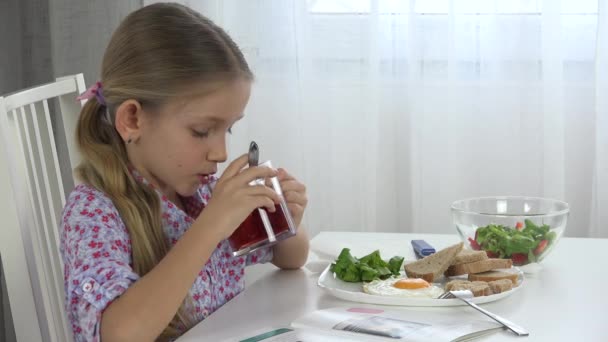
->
<box><xmin>62</xmin><ymin>183</ymin><xmax>125</xmax><ymax>232</ymax></box>
<box><xmin>65</xmin><ymin>183</ymin><xmax>116</xmax><ymax>210</ymax></box>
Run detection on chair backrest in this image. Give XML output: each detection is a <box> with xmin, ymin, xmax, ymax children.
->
<box><xmin>0</xmin><ymin>74</ymin><xmax>86</xmax><ymax>342</ymax></box>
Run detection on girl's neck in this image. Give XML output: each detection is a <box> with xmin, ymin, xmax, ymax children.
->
<box><xmin>166</xmin><ymin>192</ymin><xmax>186</xmax><ymax>211</ymax></box>
<box><xmin>129</xmin><ymin>163</ymin><xmax>186</xmax><ymax>211</ymax></box>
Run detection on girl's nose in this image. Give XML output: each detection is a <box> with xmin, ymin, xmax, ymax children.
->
<box><xmin>207</xmin><ymin>135</ymin><xmax>227</xmax><ymax>163</ymax></box>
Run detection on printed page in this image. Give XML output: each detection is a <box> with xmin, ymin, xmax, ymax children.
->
<box><xmin>229</xmin><ymin>327</ymin><xmax>368</xmax><ymax>342</ymax></box>
<box><xmin>290</xmin><ymin>307</ymin><xmax>503</xmax><ymax>341</ymax></box>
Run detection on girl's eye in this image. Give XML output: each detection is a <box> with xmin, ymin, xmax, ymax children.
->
<box><xmin>192</xmin><ymin>129</ymin><xmax>209</xmax><ymax>138</ymax></box>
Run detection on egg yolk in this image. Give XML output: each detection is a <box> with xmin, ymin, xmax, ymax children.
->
<box><xmin>393</xmin><ymin>278</ymin><xmax>431</xmax><ymax>289</ymax></box>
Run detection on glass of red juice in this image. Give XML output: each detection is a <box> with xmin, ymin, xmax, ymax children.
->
<box><xmin>228</xmin><ymin>160</ymin><xmax>297</xmax><ymax>256</ymax></box>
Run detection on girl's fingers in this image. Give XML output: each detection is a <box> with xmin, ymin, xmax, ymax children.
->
<box><xmin>233</xmin><ymin>165</ymin><xmax>278</xmax><ymax>186</ymax></box>
<box><xmin>279</xmin><ymin>180</ymin><xmax>306</xmax><ymax>194</ymax></box>
<box><xmin>251</xmin><ymin>195</ymin><xmax>277</xmax><ymax>213</ymax></box>
<box><xmin>283</xmin><ymin>191</ymin><xmax>307</xmax><ymax>206</ymax></box>
<box><xmin>220</xmin><ymin>154</ymin><xmax>249</xmax><ymax>180</ymax></box>
<box><xmin>277</xmin><ymin>168</ymin><xmax>293</xmax><ymax>181</ymax></box>
<box><xmin>242</xmin><ymin>184</ymin><xmax>281</xmax><ymax>204</ymax></box>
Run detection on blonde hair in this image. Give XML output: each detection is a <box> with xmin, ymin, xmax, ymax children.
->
<box><xmin>75</xmin><ymin>3</ymin><xmax>252</xmax><ymax>340</ymax></box>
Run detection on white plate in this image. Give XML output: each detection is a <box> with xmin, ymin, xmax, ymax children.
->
<box><xmin>317</xmin><ymin>264</ymin><xmax>524</xmax><ymax>307</ymax></box>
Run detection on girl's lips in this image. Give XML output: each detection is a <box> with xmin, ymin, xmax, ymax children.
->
<box><xmin>197</xmin><ymin>173</ymin><xmax>214</xmax><ymax>184</ymax></box>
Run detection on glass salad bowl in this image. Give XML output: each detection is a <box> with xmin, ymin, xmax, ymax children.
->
<box><xmin>452</xmin><ymin>196</ymin><xmax>569</xmax><ymax>273</ymax></box>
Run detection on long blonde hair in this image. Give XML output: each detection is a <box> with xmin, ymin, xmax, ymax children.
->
<box><xmin>75</xmin><ymin>3</ymin><xmax>252</xmax><ymax>340</ymax></box>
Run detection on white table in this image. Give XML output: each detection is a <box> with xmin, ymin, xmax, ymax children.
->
<box><xmin>178</xmin><ymin>232</ymin><xmax>608</xmax><ymax>341</ymax></box>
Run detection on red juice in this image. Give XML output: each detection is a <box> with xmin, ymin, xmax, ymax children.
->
<box><xmin>228</xmin><ymin>204</ymin><xmax>291</xmax><ymax>251</ymax></box>
<box><xmin>268</xmin><ymin>206</ymin><xmax>290</xmax><ymax>236</ymax></box>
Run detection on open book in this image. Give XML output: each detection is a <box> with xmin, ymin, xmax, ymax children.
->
<box><xmin>231</xmin><ymin>307</ymin><xmax>504</xmax><ymax>342</ymax></box>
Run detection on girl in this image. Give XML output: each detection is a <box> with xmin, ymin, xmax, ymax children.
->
<box><xmin>60</xmin><ymin>3</ymin><xmax>309</xmax><ymax>342</ymax></box>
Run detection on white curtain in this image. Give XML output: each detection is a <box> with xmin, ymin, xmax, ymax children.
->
<box><xmin>144</xmin><ymin>0</ymin><xmax>607</xmax><ymax>238</ymax></box>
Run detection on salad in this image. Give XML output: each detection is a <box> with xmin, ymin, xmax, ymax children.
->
<box><xmin>468</xmin><ymin>219</ymin><xmax>557</xmax><ymax>266</ymax></box>
<box><xmin>330</xmin><ymin>248</ymin><xmax>404</xmax><ymax>282</ymax></box>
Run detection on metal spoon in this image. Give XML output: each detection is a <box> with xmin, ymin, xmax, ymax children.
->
<box><xmin>247</xmin><ymin>141</ymin><xmax>276</xmax><ymax>242</ymax></box>
<box><xmin>248</xmin><ymin>141</ymin><xmax>259</xmax><ymax>167</ymax></box>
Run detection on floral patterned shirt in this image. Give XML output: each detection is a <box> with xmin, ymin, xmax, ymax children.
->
<box><xmin>60</xmin><ymin>171</ymin><xmax>273</xmax><ymax>341</ymax></box>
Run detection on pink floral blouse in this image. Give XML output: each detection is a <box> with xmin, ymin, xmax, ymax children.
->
<box><xmin>60</xmin><ymin>171</ymin><xmax>273</xmax><ymax>341</ymax></box>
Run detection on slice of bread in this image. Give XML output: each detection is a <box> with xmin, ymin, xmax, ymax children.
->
<box><xmin>451</xmin><ymin>250</ymin><xmax>488</xmax><ymax>265</ymax></box>
<box><xmin>450</xmin><ymin>282</ymin><xmax>492</xmax><ymax>297</ymax></box>
<box><xmin>471</xmin><ymin>281</ymin><xmax>490</xmax><ymax>287</ymax></box>
<box><xmin>445</xmin><ymin>258</ymin><xmax>513</xmax><ymax>277</ymax></box>
<box><xmin>404</xmin><ymin>242</ymin><xmax>464</xmax><ymax>282</ymax></box>
<box><xmin>445</xmin><ymin>279</ymin><xmax>471</xmax><ymax>291</ymax></box>
<box><xmin>468</xmin><ymin>270</ymin><xmax>519</xmax><ymax>286</ymax></box>
<box><xmin>488</xmin><ymin>279</ymin><xmax>513</xmax><ymax>294</ymax></box>
<box><xmin>445</xmin><ymin>278</ymin><xmax>514</xmax><ymax>297</ymax></box>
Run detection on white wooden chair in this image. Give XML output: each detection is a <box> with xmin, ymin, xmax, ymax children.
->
<box><xmin>0</xmin><ymin>74</ymin><xmax>86</xmax><ymax>342</ymax></box>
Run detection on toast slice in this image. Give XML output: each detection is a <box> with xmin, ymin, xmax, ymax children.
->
<box><xmin>488</xmin><ymin>279</ymin><xmax>513</xmax><ymax>294</ymax></box>
<box><xmin>404</xmin><ymin>242</ymin><xmax>463</xmax><ymax>282</ymax></box>
<box><xmin>468</xmin><ymin>270</ymin><xmax>519</xmax><ymax>286</ymax></box>
<box><xmin>451</xmin><ymin>249</ymin><xmax>488</xmax><ymax>265</ymax></box>
<box><xmin>446</xmin><ymin>280</ymin><xmax>496</xmax><ymax>296</ymax></box>
<box><xmin>445</xmin><ymin>258</ymin><xmax>513</xmax><ymax>277</ymax></box>
<box><xmin>445</xmin><ymin>279</ymin><xmax>470</xmax><ymax>291</ymax></box>
<box><xmin>450</xmin><ymin>282</ymin><xmax>492</xmax><ymax>297</ymax></box>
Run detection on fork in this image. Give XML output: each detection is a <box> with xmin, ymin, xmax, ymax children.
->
<box><xmin>439</xmin><ymin>290</ymin><xmax>529</xmax><ymax>337</ymax></box>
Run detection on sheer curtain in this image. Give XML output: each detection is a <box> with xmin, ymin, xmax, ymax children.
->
<box><xmin>146</xmin><ymin>0</ymin><xmax>607</xmax><ymax>238</ymax></box>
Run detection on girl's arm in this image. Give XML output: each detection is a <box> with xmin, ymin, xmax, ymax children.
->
<box><xmin>272</xmin><ymin>226</ymin><xmax>310</xmax><ymax>269</ymax></box>
<box><xmin>101</xmin><ymin>156</ymin><xmax>279</xmax><ymax>341</ymax></box>
<box><xmin>101</xmin><ymin>218</ymin><xmax>222</xmax><ymax>341</ymax></box>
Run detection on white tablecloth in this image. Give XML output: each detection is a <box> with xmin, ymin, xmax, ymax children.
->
<box><xmin>178</xmin><ymin>232</ymin><xmax>608</xmax><ymax>341</ymax></box>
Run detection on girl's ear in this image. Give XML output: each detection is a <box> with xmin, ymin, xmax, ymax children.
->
<box><xmin>115</xmin><ymin>99</ymin><xmax>145</xmax><ymax>143</ymax></box>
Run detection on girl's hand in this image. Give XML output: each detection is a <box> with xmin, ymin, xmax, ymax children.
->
<box><xmin>199</xmin><ymin>154</ymin><xmax>280</xmax><ymax>240</ymax></box>
<box><xmin>276</xmin><ymin>168</ymin><xmax>307</xmax><ymax>228</ymax></box>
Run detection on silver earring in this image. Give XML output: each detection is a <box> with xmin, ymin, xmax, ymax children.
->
<box><xmin>126</xmin><ymin>137</ymin><xmax>132</xmax><ymax>144</ymax></box>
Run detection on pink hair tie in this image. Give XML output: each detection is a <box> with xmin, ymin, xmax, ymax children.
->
<box><xmin>76</xmin><ymin>81</ymin><xmax>106</xmax><ymax>106</ymax></box>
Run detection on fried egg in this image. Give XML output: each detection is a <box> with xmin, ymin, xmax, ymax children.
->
<box><xmin>362</xmin><ymin>277</ymin><xmax>444</xmax><ymax>298</ymax></box>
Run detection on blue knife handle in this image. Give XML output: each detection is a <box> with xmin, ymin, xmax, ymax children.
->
<box><xmin>411</xmin><ymin>240</ymin><xmax>436</xmax><ymax>257</ymax></box>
